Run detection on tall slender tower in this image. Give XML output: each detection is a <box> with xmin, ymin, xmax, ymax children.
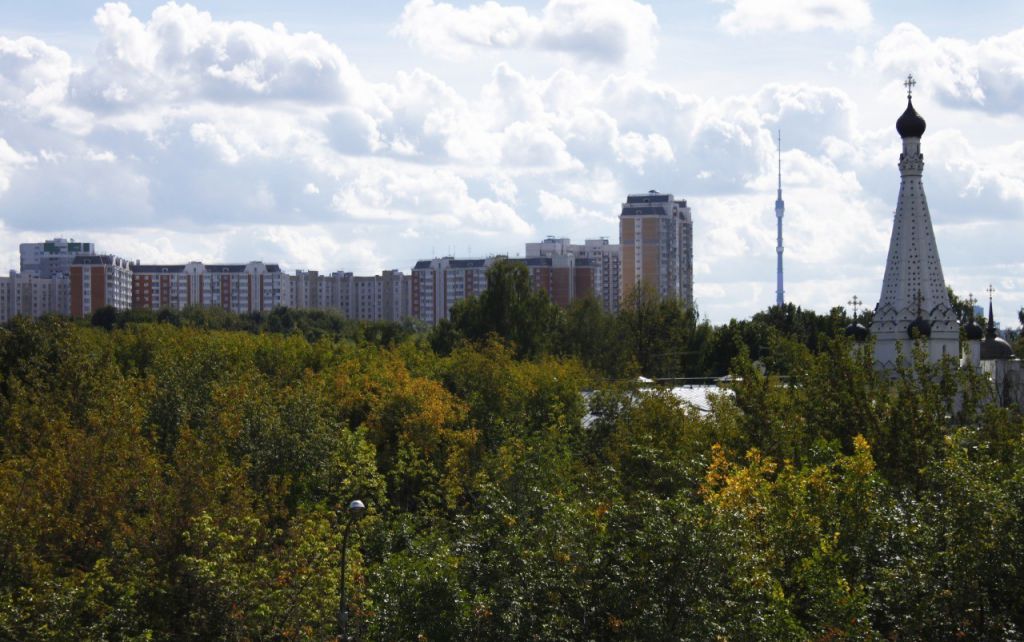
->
<box><xmin>775</xmin><ymin>130</ymin><xmax>785</xmax><ymax>307</ymax></box>
<box><xmin>869</xmin><ymin>75</ymin><xmax>959</xmax><ymax>369</ymax></box>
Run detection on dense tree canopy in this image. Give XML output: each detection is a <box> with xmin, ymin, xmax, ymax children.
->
<box><xmin>1</xmin><ymin>270</ymin><xmax>1022</xmax><ymax>639</ymax></box>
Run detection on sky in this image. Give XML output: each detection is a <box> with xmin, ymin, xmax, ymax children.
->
<box><xmin>1</xmin><ymin>0</ymin><xmax>1023</xmax><ymax>325</ymax></box>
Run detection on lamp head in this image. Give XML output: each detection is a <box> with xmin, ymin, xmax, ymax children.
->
<box><xmin>347</xmin><ymin>499</ymin><xmax>366</xmax><ymax>520</ymax></box>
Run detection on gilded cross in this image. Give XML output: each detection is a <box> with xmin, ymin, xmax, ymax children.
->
<box><xmin>904</xmin><ymin>74</ymin><xmax>916</xmax><ymax>98</ymax></box>
<box><xmin>987</xmin><ymin>284</ymin><xmax>995</xmax><ymax>304</ymax></box>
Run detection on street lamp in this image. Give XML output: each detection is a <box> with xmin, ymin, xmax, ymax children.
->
<box><xmin>338</xmin><ymin>499</ymin><xmax>366</xmax><ymax>641</ymax></box>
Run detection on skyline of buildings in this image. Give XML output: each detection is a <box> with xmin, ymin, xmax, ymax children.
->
<box><xmin>0</xmin><ymin>190</ymin><xmax>695</xmax><ymax>324</ymax></box>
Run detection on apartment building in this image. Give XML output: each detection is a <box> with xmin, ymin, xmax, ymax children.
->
<box><xmin>619</xmin><ymin>191</ymin><xmax>693</xmax><ymax>305</ymax></box>
<box><xmin>289</xmin><ymin>269</ymin><xmax>410</xmax><ymax>322</ymax></box>
<box><xmin>0</xmin><ymin>238</ymin><xmax>91</xmax><ymax>321</ymax></box>
<box><xmin>70</xmin><ymin>255</ymin><xmax>133</xmax><ymax>317</ymax></box>
<box><xmin>411</xmin><ymin>257</ymin><xmax>495</xmax><ymax>325</ymax></box>
<box><xmin>199</xmin><ymin>262</ymin><xmax>289</xmax><ymax>313</ymax></box>
<box><xmin>130</xmin><ymin>261</ymin><xmax>289</xmax><ymax>313</ymax></box>
<box><xmin>525</xmin><ymin>237</ymin><xmax>621</xmax><ymax>312</ymax></box>
<box><xmin>410</xmin><ymin>253</ymin><xmax>600</xmax><ymax>324</ymax></box>
<box><xmin>292</xmin><ymin>269</ymin><xmax>335</xmax><ymax>310</ymax></box>
<box><xmin>131</xmin><ymin>262</ymin><xmax>200</xmax><ymax>310</ymax></box>
<box><xmin>0</xmin><ymin>271</ymin><xmax>71</xmax><ymax>322</ymax></box>
<box><xmin>20</xmin><ymin>238</ymin><xmax>96</xmax><ymax>278</ymax></box>
<box><xmin>506</xmin><ymin>255</ymin><xmax>595</xmax><ymax>308</ymax></box>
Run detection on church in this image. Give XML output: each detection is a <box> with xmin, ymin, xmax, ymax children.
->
<box><xmin>857</xmin><ymin>76</ymin><xmax>1023</xmax><ymax>407</ymax></box>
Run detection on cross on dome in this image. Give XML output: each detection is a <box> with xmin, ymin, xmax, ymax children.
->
<box><xmin>848</xmin><ymin>295</ymin><xmax>862</xmax><ymax>318</ymax></box>
<box><xmin>904</xmin><ymin>74</ymin><xmax>916</xmax><ymax>98</ymax></box>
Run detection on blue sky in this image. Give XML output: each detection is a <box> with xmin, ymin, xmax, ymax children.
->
<box><xmin>1</xmin><ymin>0</ymin><xmax>1023</xmax><ymax>324</ymax></box>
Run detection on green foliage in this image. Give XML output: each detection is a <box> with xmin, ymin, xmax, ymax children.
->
<box><xmin>1</xmin><ymin>305</ymin><xmax>1023</xmax><ymax>640</ymax></box>
<box><xmin>436</xmin><ymin>259</ymin><xmax>563</xmax><ymax>359</ymax></box>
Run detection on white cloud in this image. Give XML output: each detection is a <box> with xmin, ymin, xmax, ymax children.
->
<box><xmin>2</xmin><ymin>2</ymin><xmax>1022</xmax><ymax>326</ymax></box>
<box><xmin>922</xmin><ymin>131</ymin><xmax>1024</xmax><ymax>221</ymax></box>
<box><xmin>190</xmin><ymin>122</ymin><xmax>241</xmax><ymax>164</ymax></box>
<box><xmin>84</xmin><ymin>149</ymin><xmax>117</xmax><ymax>162</ymax></box>
<box><xmin>716</xmin><ymin>0</ymin><xmax>871</xmax><ymax>34</ymax></box>
<box><xmin>875</xmin><ymin>23</ymin><xmax>1024</xmax><ymax>114</ymax></box>
<box><xmin>536</xmin><ymin>0</ymin><xmax>659</xmax><ymax>67</ymax></box>
<box><xmin>392</xmin><ymin>0</ymin><xmax>539</xmax><ymax>59</ymax></box>
<box><xmin>393</xmin><ymin>0</ymin><xmax>658</xmax><ymax>67</ymax></box>
<box><xmin>612</xmin><ymin>132</ymin><xmax>674</xmax><ymax>171</ymax></box>
<box><xmin>72</xmin><ymin>2</ymin><xmax>378</xmax><ymax>110</ymax></box>
<box><xmin>332</xmin><ymin>163</ymin><xmax>533</xmax><ymax>237</ymax></box>
<box><xmin>501</xmin><ymin>121</ymin><xmax>579</xmax><ymax>169</ymax></box>
<box><xmin>755</xmin><ymin>84</ymin><xmax>856</xmax><ymax>151</ymax></box>
<box><xmin>0</xmin><ymin>35</ymin><xmax>90</xmax><ymax>132</ymax></box>
<box><xmin>0</xmin><ymin>36</ymin><xmax>73</xmax><ymax>110</ymax></box>
<box><xmin>0</xmin><ymin>138</ymin><xmax>36</xmax><ymax>192</ymax></box>
<box><xmin>536</xmin><ymin>189</ymin><xmax>613</xmax><ymax>224</ymax></box>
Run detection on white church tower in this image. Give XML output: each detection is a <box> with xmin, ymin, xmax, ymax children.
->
<box><xmin>870</xmin><ymin>75</ymin><xmax>959</xmax><ymax>368</ymax></box>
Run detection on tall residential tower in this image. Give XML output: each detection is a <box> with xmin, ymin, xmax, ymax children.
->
<box><xmin>619</xmin><ymin>191</ymin><xmax>693</xmax><ymax>305</ymax></box>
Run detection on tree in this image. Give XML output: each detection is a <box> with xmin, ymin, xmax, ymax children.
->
<box><xmin>90</xmin><ymin>305</ymin><xmax>117</xmax><ymax>330</ymax></box>
<box><xmin>442</xmin><ymin>259</ymin><xmax>562</xmax><ymax>358</ymax></box>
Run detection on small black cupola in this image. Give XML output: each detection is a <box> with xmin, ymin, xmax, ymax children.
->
<box><xmin>896</xmin><ymin>99</ymin><xmax>926</xmax><ymax>139</ymax></box>
<box><xmin>845</xmin><ymin>322</ymin><xmax>869</xmax><ymax>342</ymax></box>
<box><xmin>965</xmin><ymin>319</ymin><xmax>984</xmax><ymax>341</ymax></box>
<box><xmin>896</xmin><ymin>74</ymin><xmax>926</xmax><ymax>139</ymax></box>
<box><xmin>907</xmin><ymin>317</ymin><xmax>932</xmax><ymax>339</ymax></box>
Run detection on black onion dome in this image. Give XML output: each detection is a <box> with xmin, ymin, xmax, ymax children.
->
<box><xmin>907</xmin><ymin>318</ymin><xmax>932</xmax><ymax>339</ymax></box>
<box><xmin>981</xmin><ymin>336</ymin><xmax>1014</xmax><ymax>360</ymax></box>
<box><xmin>896</xmin><ymin>98</ymin><xmax>926</xmax><ymax>138</ymax></box>
<box><xmin>965</xmin><ymin>320</ymin><xmax>984</xmax><ymax>341</ymax></box>
<box><xmin>845</xmin><ymin>322</ymin><xmax>869</xmax><ymax>342</ymax></box>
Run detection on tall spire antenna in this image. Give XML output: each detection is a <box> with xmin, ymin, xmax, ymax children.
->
<box><xmin>775</xmin><ymin>129</ymin><xmax>785</xmax><ymax>307</ymax></box>
<box><xmin>777</xmin><ymin>130</ymin><xmax>782</xmax><ymax>191</ymax></box>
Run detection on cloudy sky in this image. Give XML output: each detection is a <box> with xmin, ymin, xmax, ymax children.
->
<box><xmin>1</xmin><ymin>0</ymin><xmax>1023</xmax><ymax>324</ymax></box>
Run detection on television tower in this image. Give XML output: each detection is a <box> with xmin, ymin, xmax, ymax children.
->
<box><xmin>775</xmin><ymin>130</ymin><xmax>785</xmax><ymax>307</ymax></box>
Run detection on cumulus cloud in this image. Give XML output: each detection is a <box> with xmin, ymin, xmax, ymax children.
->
<box><xmin>875</xmin><ymin>23</ymin><xmax>1024</xmax><ymax>114</ymax></box>
<box><xmin>755</xmin><ymin>84</ymin><xmax>856</xmax><ymax>152</ymax></box>
<box><xmin>0</xmin><ymin>36</ymin><xmax>72</xmax><ymax>110</ymax></box>
<box><xmin>332</xmin><ymin>164</ymin><xmax>533</xmax><ymax>237</ymax></box>
<box><xmin>0</xmin><ymin>138</ymin><xmax>36</xmax><ymax>192</ymax></box>
<box><xmin>715</xmin><ymin>0</ymin><xmax>871</xmax><ymax>34</ymax></box>
<box><xmin>392</xmin><ymin>0</ymin><xmax>538</xmax><ymax>59</ymax></box>
<box><xmin>2</xmin><ymin>1</ymin><xmax>1022</xmax><ymax>324</ymax></box>
<box><xmin>0</xmin><ymin>35</ymin><xmax>90</xmax><ymax>132</ymax></box>
<box><xmin>393</xmin><ymin>0</ymin><xmax>658</xmax><ymax>67</ymax></box>
<box><xmin>71</xmin><ymin>2</ymin><xmax>378</xmax><ymax>110</ymax></box>
<box><xmin>537</xmin><ymin>189</ymin><xmax>614</xmax><ymax>224</ymax></box>
<box><xmin>612</xmin><ymin>132</ymin><xmax>674</xmax><ymax>171</ymax></box>
<box><xmin>921</xmin><ymin>131</ymin><xmax>1024</xmax><ymax>222</ymax></box>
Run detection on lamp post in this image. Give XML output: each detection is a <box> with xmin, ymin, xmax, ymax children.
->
<box><xmin>338</xmin><ymin>499</ymin><xmax>366</xmax><ymax>641</ymax></box>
